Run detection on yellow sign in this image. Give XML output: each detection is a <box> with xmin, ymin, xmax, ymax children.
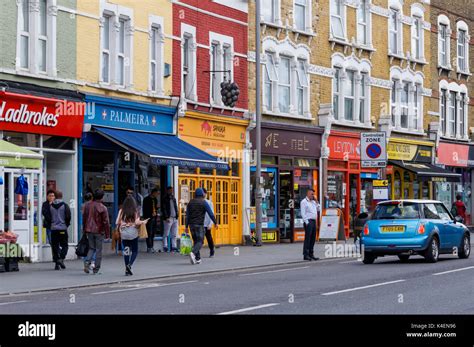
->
<box><xmin>262</xmin><ymin>231</ymin><xmax>278</xmax><ymax>242</ymax></box>
<box><xmin>387</xmin><ymin>142</ymin><xmax>418</xmax><ymax>161</ymax></box>
<box><xmin>373</xmin><ymin>180</ymin><xmax>389</xmax><ymax>187</ymax></box>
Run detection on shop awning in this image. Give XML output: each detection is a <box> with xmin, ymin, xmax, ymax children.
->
<box><xmin>0</xmin><ymin>140</ymin><xmax>43</xmax><ymax>169</ymax></box>
<box><xmin>93</xmin><ymin>127</ymin><xmax>229</xmax><ymax>170</ymax></box>
<box><xmin>389</xmin><ymin>160</ymin><xmax>461</xmax><ymax>182</ymax></box>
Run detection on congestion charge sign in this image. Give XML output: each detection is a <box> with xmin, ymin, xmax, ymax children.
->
<box><xmin>361</xmin><ymin>132</ymin><xmax>387</xmax><ymax>168</ymax></box>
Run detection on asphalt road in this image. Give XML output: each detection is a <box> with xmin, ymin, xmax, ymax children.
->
<box><xmin>1</xmin><ymin>253</ymin><xmax>473</xmax><ymax>315</ymax></box>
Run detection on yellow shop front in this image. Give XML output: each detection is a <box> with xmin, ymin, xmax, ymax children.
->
<box><xmin>177</xmin><ymin>112</ymin><xmax>249</xmax><ymax>245</ymax></box>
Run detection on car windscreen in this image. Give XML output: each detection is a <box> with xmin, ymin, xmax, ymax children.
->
<box><xmin>372</xmin><ymin>202</ymin><xmax>421</xmax><ymax>220</ymax></box>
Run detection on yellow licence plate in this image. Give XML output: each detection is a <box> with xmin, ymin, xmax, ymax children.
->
<box><xmin>381</xmin><ymin>226</ymin><xmax>405</xmax><ymax>232</ymax></box>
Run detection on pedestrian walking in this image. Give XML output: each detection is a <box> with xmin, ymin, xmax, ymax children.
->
<box><xmin>143</xmin><ymin>188</ymin><xmax>159</xmax><ymax>253</ymax></box>
<box><xmin>185</xmin><ymin>188</ymin><xmax>218</xmax><ymax>265</ymax></box>
<box><xmin>300</xmin><ymin>189</ymin><xmax>320</xmax><ymax>261</ymax></box>
<box><xmin>116</xmin><ymin>196</ymin><xmax>148</xmax><ymax>276</ymax></box>
<box><xmin>452</xmin><ymin>194</ymin><xmax>467</xmax><ymax>223</ymax></box>
<box><xmin>41</xmin><ymin>189</ymin><xmax>55</xmax><ymax>246</ymax></box>
<box><xmin>202</xmin><ymin>188</ymin><xmax>216</xmax><ymax>258</ymax></box>
<box><xmin>83</xmin><ymin>189</ymin><xmax>110</xmax><ymax>274</ymax></box>
<box><xmin>162</xmin><ymin>186</ymin><xmax>179</xmax><ymax>252</ymax></box>
<box><xmin>49</xmin><ymin>190</ymin><xmax>71</xmax><ymax>270</ymax></box>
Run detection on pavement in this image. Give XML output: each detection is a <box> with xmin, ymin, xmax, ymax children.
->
<box><xmin>0</xmin><ymin>240</ymin><xmax>353</xmax><ymax>295</ymax></box>
<box><xmin>0</xmin><ymin>248</ymin><xmax>473</xmax><ymax>315</ymax></box>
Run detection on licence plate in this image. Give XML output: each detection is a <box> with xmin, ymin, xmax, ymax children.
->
<box><xmin>381</xmin><ymin>226</ymin><xmax>405</xmax><ymax>232</ymax></box>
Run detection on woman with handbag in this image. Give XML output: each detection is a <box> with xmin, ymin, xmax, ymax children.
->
<box><xmin>116</xmin><ymin>196</ymin><xmax>149</xmax><ymax>276</ymax></box>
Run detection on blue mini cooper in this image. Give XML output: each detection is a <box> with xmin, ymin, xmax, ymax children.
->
<box><xmin>361</xmin><ymin>200</ymin><xmax>471</xmax><ymax>264</ymax></box>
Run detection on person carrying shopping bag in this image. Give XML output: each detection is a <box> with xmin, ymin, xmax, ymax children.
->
<box><xmin>116</xmin><ymin>196</ymin><xmax>149</xmax><ymax>276</ymax></box>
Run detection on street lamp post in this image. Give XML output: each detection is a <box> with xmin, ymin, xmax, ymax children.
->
<box><xmin>255</xmin><ymin>0</ymin><xmax>263</xmax><ymax>246</ymax></box>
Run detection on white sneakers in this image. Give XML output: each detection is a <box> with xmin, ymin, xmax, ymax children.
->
<box><xmin>189</xmin><ymin>252</ymin><xmax>196</xmax><ymax>265</ymax></box>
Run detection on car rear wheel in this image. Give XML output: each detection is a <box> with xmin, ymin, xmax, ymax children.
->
<box><xmin>424</xmin><ymin>237</ymin><xmax>439</xmax><ymax>263</ymax></box>
<box><xmin>398</xmin><ymin>254</ymin><xmax>410</xmax><ymax>262</ymax></box>
<box><xmin>458</xmin><ymin>234</ymin><xmax>471</xmax><ymax>259</ymax></box>
<box><xmin>362</xmin><ymin>252</ymin><xmax>376</xmax><ymax>264</ymax></box>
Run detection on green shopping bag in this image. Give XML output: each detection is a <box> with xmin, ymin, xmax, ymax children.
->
<box><xmin>180</xmin><ymin>233</ymin><xmax>192</xmax><ymax>255</ymax></box>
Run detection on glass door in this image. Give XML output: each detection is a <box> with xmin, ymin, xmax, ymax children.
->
<box><xmin>279</xmin><ymin>170</ymin><xmax>293</xmax><ymax>240</ymax></box>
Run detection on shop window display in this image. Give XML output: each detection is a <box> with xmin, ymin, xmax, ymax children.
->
<box><xmin>250</xmin><ymin>168</ymin><xmax>277</xmax><ymax>228</ymax></box>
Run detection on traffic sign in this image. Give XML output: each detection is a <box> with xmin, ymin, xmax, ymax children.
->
<box><xmin>361</xmin><ymin>132</ymin><xmax>387</xmax><ymax>168</ymax></box>
<box><xmin>373</xmin><ymin>180</ymin><xmax>389</xmax><ymax>187</ymax></box>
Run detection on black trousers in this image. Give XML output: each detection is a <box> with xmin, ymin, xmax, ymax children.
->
<box><xmin>145</xmin><ymin>218</ymin><xmax>156</xmax><ymax>249</ymax></box>
<box><xmin>51</xmin><ymin>230</ymin><xmax>68</xmax><ymax>262</ymax></box>
<box><xmin>303</xmin><ymin>220</ymin><xmax>317</xmax><ymax>257</ymax></box>
<box><xmin>205</xmin><ymin>227</ymin><xmax>215</xmax><ymax>253</ymax></box>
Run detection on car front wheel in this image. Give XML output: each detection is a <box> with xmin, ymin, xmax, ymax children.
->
<box><xmin>424</xmin><ymin>237</ymin><xmax>439</xmax><ymax>263</ymax></box>
<box><xmin>458</xmin><ymin>234</ymin><xmax>471</xmax><ymax>259</ymax></box>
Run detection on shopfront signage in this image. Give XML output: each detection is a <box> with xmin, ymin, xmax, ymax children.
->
<box><xmin>255</xmin><ymin>128</ymin><xmax>321</xmax><ymax>158</ymax></box>
<box><xmin>85</xmin><ymin>95</ymin><xmax>174</xmax><ymax>134</ymax></box>
<box><xmin>327</xmin><ymin>135</ymin><xmax>360</xmax><ymax>161</ymax></box>
<box><xmin>387</xmin><ymin>140</ymin><xmax>432</xmax><ymax>163</ymax></box>
<box><xmin>0</xmin><ymin>91</ymin><xmax>84</xmax><ymax>138</ymax></box>
<box><xmin>437</xmin><ymin>142</ymin><xmax>469</xmax><ymax>167</ymax></box>
<box><xmin>179</xmin><ymin>116</ymin><xmax>247</xmax><ymax>159</ymax></box>
<box><xmin>361</xmin><ymin>132</ymin><xmax>387</xmax><ymax>168</ymax></box>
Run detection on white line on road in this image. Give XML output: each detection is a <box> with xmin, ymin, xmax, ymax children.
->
<box><xmin>238</xmin><ymin>266</ymin><xmax>310</xmax><ymax>277</ymax></box>
<box><xmin>339</xmin><ymin>260</ymin><xmax>361</xmax><ymax>264</ymax></box>
<box><xmin>91</xmin><ymin>280</ymin><xmax>198</xmax><ymax>295</ymax></box>
<box><xmin>432</xmin><ymin>266</ymin><xmax>474</xmax><ymax>276</ymax></box>
<box><xmin>321</xmin><ymin>280</ymin><xmax>406</xmax><ymax>296</ymax></box>
<box><xmin>218</xmin><ymin>303</ymin><xmax>280</xmax><ymax>315</ymax></box>
<box><xmin>0</xmin><ymin>300</ymin><xmax>29</xmax><ymax>306</ymax></box>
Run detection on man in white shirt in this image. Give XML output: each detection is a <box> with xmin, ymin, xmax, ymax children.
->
<box><xmin>300</xmin><ymin>188</ymin><xmax>320</xmax><ymax>261</ymax></box>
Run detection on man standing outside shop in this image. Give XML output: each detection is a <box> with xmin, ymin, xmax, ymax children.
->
<box><xmin>41</xmin><ymin>189</ymin><xmax>56</xmax><ymax>246</ymax></box>
<box><xmin>49</xmin><ymin>191</ymin><xmax>71</xmax><ymax>270</ymax></box>
<box><xmin>202</xmin><ymin>188</ymin><xmax>216</xmax><ymax>258</ymax></box>
<box><xmin>301</xmin><ymin>189</ymin><xmax>320</xmax><ymax>261</ymax></box>
<box><xmin>83</xmin><ymin>189</ymin><xmax>110</xmax><ymax>274</ymax></box>
<box><xmin>185</xmin><ymin>188</ymin><xmax>218</xmax><ymax>265</ymax></box>
<box><xmin>143</xmin><ymin>188</ymin><xmax>159</xmax><ymax>253</ymax></box>
<box><xmin>162</xmin><ymin>186</ymin><xmax>179</xmax><ymax>252</ymax></box>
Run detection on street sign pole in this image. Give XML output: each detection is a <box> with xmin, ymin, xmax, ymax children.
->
<box><xmin>255</xmin><ymin>0</ymin><xmax>263</xmax><ymax>246</ymax></box>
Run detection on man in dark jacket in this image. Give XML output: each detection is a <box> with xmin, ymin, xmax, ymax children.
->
<box><xmin>162</xmin><ymin>186</ymin><xmax>179</xmax><ymax>252</ymax></box>
<box><xmin>185</xmin><ymin>188</ymin><xmax>218</xmax><ymax>265</ymax></box>
<box><xmin>143</xmin><ymin>188</ymin><xmax>159</xmax><ymax>253</ymax></box>
<box><xmin>83</xmin><ymin>189</ymin><xmax>110</xmax><ymax>274</ymax></box>
<box><xmin>50</xmin><ymin>190</ymin><xmax>71</xmax><ymax>270</ymax></box>
<box><xmin>41</xmin><ymin>189</ymin><xmax>55</xmax><ymax>246</ymax></box>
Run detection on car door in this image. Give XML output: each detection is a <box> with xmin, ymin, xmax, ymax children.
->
<box><xmin>435</xmin><ymin>203</ymin><xmax>463</xmax><ymax>251</ymax></box>
<box><xmin>422</xmin><ymin>203</ymin><xmax>450</xmax><ymax>249</ymax></box>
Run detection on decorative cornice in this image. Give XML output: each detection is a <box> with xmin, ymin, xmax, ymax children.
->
<box><xmin>371</xmin><ymin>5</ymin><xmax>389</xmax><ymax>18</ymax></box>
<box><xmin>308</xmin><ymin>65</ymin><xmax>335</xmax><ymax>78</ymax></box>
<box><xmin>370</xmin><ymin>77</ymin><xmax>392</xmax><ymax>89</ymax></box>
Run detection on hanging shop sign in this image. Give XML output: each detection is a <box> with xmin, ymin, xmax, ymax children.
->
<box><xmin>0</xmin><ymin>91</ymin><xmax>84</xmax><ymax>138</ymax></box>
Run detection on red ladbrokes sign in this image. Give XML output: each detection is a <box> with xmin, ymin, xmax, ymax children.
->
<box><xmin>0</xmin><ymin>91</ymin><xmax>84</xmax><ymax>138</ymax></box>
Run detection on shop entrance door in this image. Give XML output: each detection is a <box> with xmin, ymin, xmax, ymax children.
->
<box><xmin>5</xmin><ymin>171</ymin><xmax>38</xmax><ymax>249</ymax></box>
<box><xmin>279</xmin><ymin>170</ymin><xmax>293</xmax><ymax>240</ymax></box>
<box><xmin>179</xmin><ymin>175</ymin><xmax>241</xmax><ymax>245</ymax></box>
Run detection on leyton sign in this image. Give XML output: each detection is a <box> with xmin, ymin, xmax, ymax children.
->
<box><xmin>0</xmin><ymin>92</ymin><xmax>84</xmax><ymax>138</ymax></box>
<box><xmin>328</xmin><ymin>135</ymin><xmax>361</xmax><ymax>160</ymax></box>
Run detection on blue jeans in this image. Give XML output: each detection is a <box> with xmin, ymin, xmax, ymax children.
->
<box><xmin>122</xmin><ymin>238</ymin><xmax>139</xmax><ymax>267</ymax></box>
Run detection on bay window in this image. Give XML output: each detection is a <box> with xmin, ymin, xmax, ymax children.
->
<box><xmin>333</xmin><ymin>68</ymin><xmax>341</xmax><ymax>120</ymax></box>
<box><xmin>440</xmin><ymin>89</ymin><xmax>447</xmax><ymax>135</ymax></box>
<box><xmin>448</xmin><ymin>91</ymin><xmax>456</xmax><ymax>136</ymax></box>
<box><xmin>296</xmin><ymin>59</ymin><xmax>308</xmax><ymax>116</ymax></box>
<box><xmin>359</xmin><ymin>73</ymin><xmax>367</xmax><ymax>123</ymax></box>
<box><xmin>278</xmin><ymin>56</ymin><xmax>291</xmax><ymax>113</ymax></box>
<box><xmin>344</xmin><ymin>70</ymin><xmax>355</xmax><ymax>121</ymax></box>
<box><xmin>263</xmin><ymin>52</ymin><xmax>277</xmax><ymax>111</ymax></box>
<box><xmin>459</xmin><ymin>93</ymin><xmax>465</xmax><ymax>137</ymax></box>
<box><xmin>400</xmin><ymin>82</ymin><xmax>409</xmax><ymax>129</ymax></box>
